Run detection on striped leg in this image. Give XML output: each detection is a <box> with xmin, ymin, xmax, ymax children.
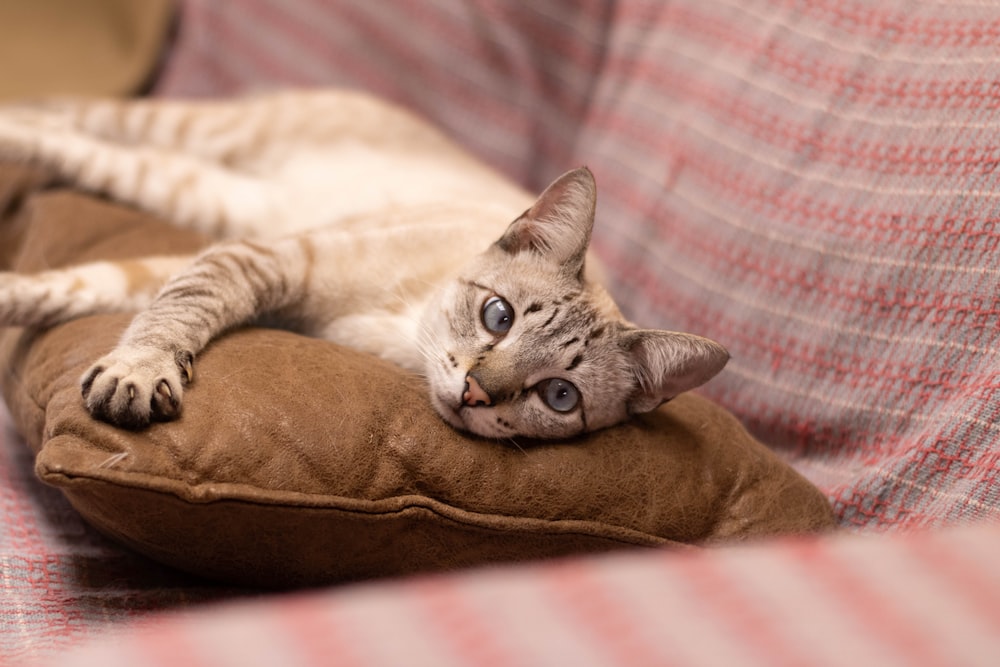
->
<box><xmin>0</xmin><ymin>116</ymin><xmax>279</xmax><ymax>237</ymax></box>
<box><xmin>2</xmin><ymin>96</ymin><xmax>268</xmax><ymax>164</ymax></box>
<box><xmin>79</xmin><ymin>236</ymin><xmax>313</xmax><ymax>428</ymax></box>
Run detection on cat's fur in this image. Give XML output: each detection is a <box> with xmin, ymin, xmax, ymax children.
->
<box><xmin>0</xmin><ymin>90</ymin><xmax>728</xmax><ymax>439</ymax></box>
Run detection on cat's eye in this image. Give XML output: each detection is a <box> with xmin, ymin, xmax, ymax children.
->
<box><xmin>481</xmin><ymin>296</ymin><xmax>514</xmax><ymax>334</ymax></box>
<box><xmin>539</xmin><ymin>378</ymin><xmax>580</xmax><ymax>413</ymax></box>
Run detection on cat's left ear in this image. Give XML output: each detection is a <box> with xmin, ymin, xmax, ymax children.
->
<box><xmin>496</xmin><ymin>167</ymin><xmax>596</xmax><ymax>275</ymax></box>
<box><xmin>622</xmin><ymin>329</ymin><xmax>730</xmax><ymax>414</ymax></box>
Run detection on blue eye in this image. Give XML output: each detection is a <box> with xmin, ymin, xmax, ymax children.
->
<box><xmin>540</xmin><ymin>379</ymin><xmax>580</xmax><ymax>412</ymax></box>
<box><xmin>482</xmin><ymin>296</ymin><xmax>514</xmax><ymax>334</ymax></box>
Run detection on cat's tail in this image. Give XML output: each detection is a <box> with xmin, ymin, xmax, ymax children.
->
<box><xmin>0</xmin><ymin>255</ymin><xmax>192</xmax><ymax>329</ymax></box>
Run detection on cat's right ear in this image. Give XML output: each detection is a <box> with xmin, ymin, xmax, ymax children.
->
<box><xmin>495</xmin><ymin>167</ymin><xmax>596</xmax><ymax>275</ymax></box>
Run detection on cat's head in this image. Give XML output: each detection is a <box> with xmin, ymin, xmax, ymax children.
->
<box><xmin>423</xmin><ymin>167</ymin><xmax>728</xmax><ymax>440</ymax></box>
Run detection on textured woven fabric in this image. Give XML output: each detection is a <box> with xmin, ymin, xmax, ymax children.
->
<box><xmin>23</xmin><ymin>522</ymin><xmax>1000</xmax><ymax>667</ymax></box>
<box><xmin>5</xmin><ymin>0</ymin><xmax>1000</xmax><ymax>663</ymax></box>
<box><xmin>153</xmin><ymin>0</ymin><xmax>1000</xmax><ymax>528</ymax></box>
<box><xmin>0</xmin><ymin>407</ymin><xmax>244</xmax><ymax>665</ymax></box>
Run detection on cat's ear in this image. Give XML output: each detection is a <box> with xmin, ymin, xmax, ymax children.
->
<box><xmin>496</xmin><ymin>167</ymin><xmax>596</xmax><ymax>274</ymax></box>
<box><xmin>622</xmin><ymin>329</ymin><xmax>729</xmax><ymax>413</ymax></box>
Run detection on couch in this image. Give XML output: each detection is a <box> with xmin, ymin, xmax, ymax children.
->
<box><xmin>3</xmin><ymin>1</ymin><xmax>1000</xmax><ymax>664</ymax></box>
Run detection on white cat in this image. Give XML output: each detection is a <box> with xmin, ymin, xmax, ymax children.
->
<box><xmin>0</xmin><ymin>90</ymin><xmax>728</xmax><ymax>439</ymax></box>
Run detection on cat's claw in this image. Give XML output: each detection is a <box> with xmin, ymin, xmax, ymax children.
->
<box><xmin>80</xmin><ymin>346</ymin><xmax>192</xmax><ymax>429</ymax></box>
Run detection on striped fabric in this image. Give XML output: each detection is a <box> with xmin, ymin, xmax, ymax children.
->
<box><xmin>5</xmin><ymin>0</ymin><xmax>1000</xmax><ymax>664</ymax></box>
<box><xmin>20</xmin><ymin>523</ymin><xmax>1000</xmax><ymax>667</ymax></box>
<box><xmin>0</xmin><ymin>410</ymin><xmax>243</xmax><ymax>665</ymax></box>
<box><xmin>154</xmin><ymin>0</ymin><xmax>1000</xmax><ymax>527</ymax></box>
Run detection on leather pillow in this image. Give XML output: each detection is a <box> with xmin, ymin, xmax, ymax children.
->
<box><xmin>0</xmin><ymin>164</ymin><xmax>834</xmax><ymax>587</ymax></box>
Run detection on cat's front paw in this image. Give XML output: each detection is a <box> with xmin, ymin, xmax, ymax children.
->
<box><xmin>80</xmin><ymin>346</ymin><xmax>194</xmax><ymax>429</ymax></box>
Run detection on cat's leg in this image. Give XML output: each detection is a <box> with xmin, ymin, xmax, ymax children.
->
<box><xmin>80</xmin><ymin>236</ymin><xmax>315</xmax><ymax>428</ymax></box>
<box><xmin>1</xmin><ymin>96</ymin><xmax>265</xmax><ymax>165</ymax></box>
<box><xmin>1</xmin><ymin>90</ymin><xmax>456</xmax><ymax>164</ymax></box>
<box><xmin>0</xmin><ymin>256</ymin><xmax>192</xmax><ymax>329</ymax></box>
<box><xmin>0</xmin><ymin>116</ymin><xmax>282</xmax><ymax>237</ymax></box>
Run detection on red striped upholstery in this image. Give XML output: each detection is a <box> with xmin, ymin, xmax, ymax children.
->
<box><xmin>155</xmin><ymin>0</ymin><xmax>1000</xmax><ymax>529</ymax></box>
<box><xmin>17</xmin><ymin>524</ymin><xmax>1000</xmax><ymax>667</ymax></box>
<box><xmin>5</xmin><ymin>0</ymin><xmax>1000</xmax><ymax>664</ymax></box>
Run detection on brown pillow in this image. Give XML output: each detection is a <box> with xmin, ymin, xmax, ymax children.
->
<box><xmin>0</xmin><ymin>164</ymin><xmax>834</xmax><ymax>587</ymax></box>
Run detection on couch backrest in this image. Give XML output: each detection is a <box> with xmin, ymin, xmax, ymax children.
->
<box><xmin>157</xmin><ymin>0</ymin><xmax>1000</xmax><ymax>530</ymax></box>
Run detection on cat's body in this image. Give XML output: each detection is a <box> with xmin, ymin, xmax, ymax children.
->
<box><xmin>0</xmin><ymin>90</ymin><xmax>728</xmax><ymax>440</ymax></box>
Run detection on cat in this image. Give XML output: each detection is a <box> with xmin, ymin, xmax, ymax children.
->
<box><xmin>0</xmin><ymin>90</ymin><xmax>728</xmax><ymax>440</ymax></box>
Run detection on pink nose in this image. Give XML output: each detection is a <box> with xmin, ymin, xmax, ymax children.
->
<box><xmin>463</xmin><ymin>374</ymin><xmax>492</xmax><ymax>406</ymax></box>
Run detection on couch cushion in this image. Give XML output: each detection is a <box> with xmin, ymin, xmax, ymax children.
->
<box><xmin>0</xmin><ymin>162</ymin><xmax>832</xmax><ymax>587</ymax></box>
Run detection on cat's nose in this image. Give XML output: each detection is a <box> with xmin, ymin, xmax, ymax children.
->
<box><xmin>463</xmin><ymin>374</ymin><xmax>492</xmax><ymax>407</ymax></box>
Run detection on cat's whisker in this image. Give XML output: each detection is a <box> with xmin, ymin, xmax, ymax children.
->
<box><xmin>370</xmin><ymin>286</ymin><xmax>448</xmax><ymax>368</ymax></box>
<box><xmin>506</xmin><ymin>437</ymin><xmax>526</xmax><ymax>454</ymax></box>
<box><xmin>412</xmin><ymin>321</ymin><xmax>440</xmax><ymax>360</ymax></box>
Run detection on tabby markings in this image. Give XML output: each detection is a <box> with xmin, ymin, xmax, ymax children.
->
<box><xmin>566</xmin><ymin>354</ymin><xmax>584</xmax><ymax>371</ymax></box>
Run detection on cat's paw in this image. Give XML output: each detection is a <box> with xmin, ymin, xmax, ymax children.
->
<box><xmin>80</xmin><ymin>346</ymin><xmax>194</xmax><ymax>429</ymax></box>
